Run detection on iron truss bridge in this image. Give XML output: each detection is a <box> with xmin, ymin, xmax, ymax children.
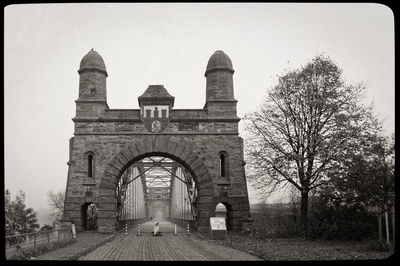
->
<box><xmin>116</xmin><ymin>156</ymin><xmax>197</xmax><ymax>227</ymax></box>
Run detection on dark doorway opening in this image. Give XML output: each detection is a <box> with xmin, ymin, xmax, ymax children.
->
<box><xmin>81</xmin><ymin>202</ymin><xmax>98</xmax><ymax>230</ymax></box>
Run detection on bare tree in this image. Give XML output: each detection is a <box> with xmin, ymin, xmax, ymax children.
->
<box><xmin>244</xmin><ymin>54</ymin><xmax>381</xmax><ymax>235</ymax></box>
<box><xmin>47</xmin><ymin>190</ymin><xmax>65</xmax><ymax>225</ymax></box>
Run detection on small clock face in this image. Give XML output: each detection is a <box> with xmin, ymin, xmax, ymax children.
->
<box><xmin>151</xmin><ymin>120</ymin><xmax>161</xmax><ymax>133</ymax></box>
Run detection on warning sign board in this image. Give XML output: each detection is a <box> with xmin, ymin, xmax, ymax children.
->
<box><xmin>210</xmin><ymin>217</ymin><xmax>227</xmax><ymax>231</ymax></box>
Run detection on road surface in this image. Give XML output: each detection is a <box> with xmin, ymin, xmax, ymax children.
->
<box><xmin>79</xmin><ymin>219</ymin><xmax>261</xmax><ymax>261</ymax></box>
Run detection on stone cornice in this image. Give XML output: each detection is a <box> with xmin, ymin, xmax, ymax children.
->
<box><xmin>72</xmin><ymin>118</ymin><xmax>241</xmax><ymax>123</ymax></box>
<box><xmin>204</xmin><ymin>67</ymin><xmax>235</xmax><ymax>76</ymax></box>
<box><xmin>74</xmin><ymin>132</ymin><xmax>239</xmax><ymax>136</ymax></box>
<box><xmin>205</xmin><ymin>100</ymin><xmax>238</xmax><ymax>103</ymax></box>
<box><xmin>104</xmin><ymin>108</ymin><xmax>208</xmax><ymax>113</ymax></box>
<box><xmin>170</xmin><ymin>118</ymin><xmax>240</xmax><ymax>123</ymax></box>
<box><xmin>75</xmin><ymin>100</ymin><xmax>110</xmax><ymax>109</ymax></box>
<box><xmin>106</xmin><ymin>109</ymin><xmax>140</xmax><ymax>112</ymax></box>
<box><xmin>72</xmin><ymin>118</ymin><xmax>142</xmax><ymax>123</ymax></box>
<box><xmin>203</xmin><ymin>100</ymin><xmax>238</xmax><ymax>109</ymax></box>
<box><xmin>77</xmin><ymin>66</ymin><xmax>108</xmax><ymax>77</ymax></box>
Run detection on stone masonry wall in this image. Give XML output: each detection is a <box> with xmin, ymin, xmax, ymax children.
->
<box><xmin>63</xmin><ymin>132</ymin><xmax>250</xmax><ymax>232</ymax></box>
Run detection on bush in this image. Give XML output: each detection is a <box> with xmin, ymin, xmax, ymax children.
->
<box><xmin>308</xmin><ymin>197</ymin><xmax>377</xmax><ymax>240</ymax></box>
<box><xmin>247</xmin><ymin>213</ymin><xmax>300</xmax><ymax>239</ymax></box>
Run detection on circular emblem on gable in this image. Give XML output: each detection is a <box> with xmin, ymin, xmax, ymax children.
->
<box><xmin>151</xmin><ymin>120</ymin><xmax>161</xmax><ymax>133</ymax></box>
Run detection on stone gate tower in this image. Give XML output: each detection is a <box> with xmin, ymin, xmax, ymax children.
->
<box><xmin>62</xmin><ymin>49</ymin><xmax>252</xmax><ymax>233</ymax></box>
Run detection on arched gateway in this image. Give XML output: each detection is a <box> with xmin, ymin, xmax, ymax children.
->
<box><xmin>61</xmin><ymin>49</ymin><xmax>252</xmax><ymax>234</ymax></box>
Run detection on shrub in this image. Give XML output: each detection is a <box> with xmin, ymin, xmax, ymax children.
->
<box><xmin>308</xmin><ymin>196</ymin><xmax>377</xmax><ymax>240</ymax></box>
<box><xmin>247</xmin><ymin>213</ymin><xmax>300</xmax><ymax>239</ymax></box>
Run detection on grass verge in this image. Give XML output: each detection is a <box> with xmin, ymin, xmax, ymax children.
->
<box><xmin>214</xmin><ymin>231</ymin><xmax>394</xmax><ymax>260</ymax></box>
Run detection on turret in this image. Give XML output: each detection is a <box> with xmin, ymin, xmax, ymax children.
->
<box><xmin>75</xmin><ymin>49</ymin><xmax>109</xmax><ymax>118</ymax></box>
<box><xmin>204</xmin><ymin>50</ymin><xmax>238</xmax><ymax>117</ymax></box>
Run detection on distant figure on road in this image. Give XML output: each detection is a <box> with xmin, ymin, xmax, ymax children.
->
<box><xmin>150</xmin><ymin>216</ymin><xmax>152</xmax><ymax>220</ymax></box>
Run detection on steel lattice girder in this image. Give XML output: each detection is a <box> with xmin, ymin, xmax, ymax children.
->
<box><xmin>118</xmin><ymin>156</ymin><xmax>197</xmax><ymax>221</ymax></box>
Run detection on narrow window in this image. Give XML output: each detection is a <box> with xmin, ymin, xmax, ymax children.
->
<box><xmin>162</xmin><ymin>109</ymin><xmax>167</xmax><ymax>119</ymax></box>
<box><xmin>220</xmin><ymin>154</ymin><xmax>226</xmax><ymax>177</ymax></box>
<box><xmin>146</xmin><ymin>109</ymin><xmax>151</xmax><ymax>118</ymax></box>
<box><xmin>154</xmin><ymin>107</ymin><xmax>159</xmax><ymax>118</ymax></box>
<box><xmin>219</xmin><ymin>151</ymin><xmax>229</xmax><ymax>179</ymax></box>
<box><xmin>88</xmin><ymin>154</ymin><xmax>93</xmax><ymax>177</ymax></box>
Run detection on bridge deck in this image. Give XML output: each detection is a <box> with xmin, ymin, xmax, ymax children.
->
<box><xmin>79</xmin><ymin>229</ymin><xmax>261</xmax><ymax>261</ymax></box>
<box><xmin>131</xmin><ymin>219</ymin><xmax>187</xmax><ymax>233</ymax></box>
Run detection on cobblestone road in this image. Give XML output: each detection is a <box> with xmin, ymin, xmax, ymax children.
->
<box><xmin>80</xmin><ymin>220</ymin><xmax>261</xmax><ymax>261</ymax></box>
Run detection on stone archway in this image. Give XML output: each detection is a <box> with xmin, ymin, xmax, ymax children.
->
<box><xmin>97</xmin><ymin>136</ymin><xmax>214</xmax><ymax>233</ymax></box>
<box><xmin>62</xmin><ymin>50</ymin><xmax>252</xmax><ymax>235</ymax></box>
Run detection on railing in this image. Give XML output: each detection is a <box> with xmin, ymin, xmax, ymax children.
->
<box><xmin>5</xmin><ymin>227</ymin><xmax>73</xmax><ymax>259</ymax></box>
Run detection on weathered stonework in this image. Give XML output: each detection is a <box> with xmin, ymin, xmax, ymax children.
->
<box><xmin>62</xmin><ymin>49</ymin><xmax>252</xmax><ymax>233</ymax></box>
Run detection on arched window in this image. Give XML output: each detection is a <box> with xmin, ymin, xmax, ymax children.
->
<box><xmin>88</xmin><ymin>154</ymin><xmax>94</xmax><ymax>177</ymax></box>
<box><xmin>219</xmin><ymin>151</ymin><xmax>229</xmax><ymax>178</ymax></box>
<box><xmin>220</xmin><ymin>154</ymin><xmax>226</xmax><ymax>177</ymax></box>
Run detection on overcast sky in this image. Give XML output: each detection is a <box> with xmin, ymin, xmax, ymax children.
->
<box><xmin>4</xmin><ymin>3</ymin><xmax>394</xmax><ymax>212</ymax></box>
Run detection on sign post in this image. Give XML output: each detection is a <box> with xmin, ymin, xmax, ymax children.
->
<box><xmin>210</xmin><ymin>217</ymin><xmax>227</xmax><ymax>240</ymax></box>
